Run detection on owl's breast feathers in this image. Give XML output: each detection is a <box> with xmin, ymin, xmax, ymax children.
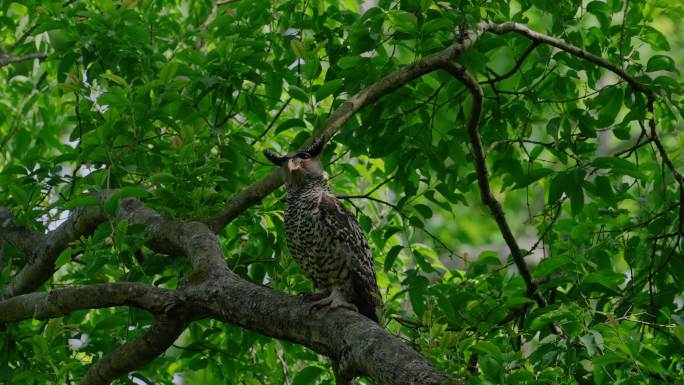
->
<box><xmin>285</xmin><ymin>186</ymin><xmax>382</xmax><ymax>322</ymax></box>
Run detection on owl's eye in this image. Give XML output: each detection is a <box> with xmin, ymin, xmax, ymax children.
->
<box><xmin>297</xmin><ymin>152</ymin><xmax>311</xmax><ymax>159</ymax></box>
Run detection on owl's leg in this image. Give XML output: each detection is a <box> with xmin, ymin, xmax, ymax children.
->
<box><xmin>308</xmin><ymin>288</ymin><xmax>358</xmax><ymax>314</ymax></box>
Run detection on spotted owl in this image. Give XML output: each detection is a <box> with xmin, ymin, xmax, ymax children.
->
<box><xmin>264</xmin><ymin>137</ymin><xmax>382</xmax><ymax>322</ymax></box>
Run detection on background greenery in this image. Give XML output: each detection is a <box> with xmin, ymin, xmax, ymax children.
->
<box><xmin>1</xmin><ymin>0</ymin><xmax>682</xmax><ymax>384</ymax></box>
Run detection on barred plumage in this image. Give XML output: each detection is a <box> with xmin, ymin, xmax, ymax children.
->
<box><xmin>265</xmin><ymin>138</ymin><xmax>382</xmax><ymax>322</ymax></box>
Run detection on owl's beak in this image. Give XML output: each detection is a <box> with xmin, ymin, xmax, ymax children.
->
<box><xmin>287</xmin><ymin>158</ymin><xmax>301</xmax><ymax>172</ymax></box>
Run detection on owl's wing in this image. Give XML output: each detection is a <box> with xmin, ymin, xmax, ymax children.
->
<box><xmin>319</xmin><ymin>193</ymin><xmax>382</xmax><ymax>322</ymax></box>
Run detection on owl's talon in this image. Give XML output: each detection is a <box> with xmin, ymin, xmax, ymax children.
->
<box><xmin>300</xmin><ymin>291</ymin><xmax>330</xmax><ymax>302</ymax></box>
<box><xmin>307</xmin><ymin>289</ymin><xmax>358</xmax><ymax>315</ymax></box>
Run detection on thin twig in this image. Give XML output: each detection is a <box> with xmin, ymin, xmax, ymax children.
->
<box><xmin>250</xmin><ymin>97</ymin><xmax>293</xmax><ymax>145</ymax></box>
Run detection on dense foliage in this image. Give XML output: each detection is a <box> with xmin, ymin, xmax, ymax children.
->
<box><xmin>1</xmin><ymin>0</ymin><xmax>683</xmax><ymax>384</ymax></box>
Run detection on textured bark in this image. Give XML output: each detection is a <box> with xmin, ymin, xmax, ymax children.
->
<box><xmin>0</xmin><ymin>21</ymin><xmax>674</xmax><ymax>385</ymax></box>
<box><xmin>0</xmin><ymin>207</ymin><xmax>44</xmax><ymax>258</ymax></box>
<box><xmin>0</xmin><ymin>283</ymin><xmax>176</xmax><ymax>322</ymax></box>
<box><xmin>114</xmin><ymin>196</ymin><xmax>455</xmax><ymax>384</ymax></box>
<box><xmin>80</xmin><ymin>319</ymin><xmax>189</xmax><ymax>385</ymax></box>
<box><xmin>2</xmin><ymin>194</ymin><xmax>112</xmax><ymax>299</ymax></box>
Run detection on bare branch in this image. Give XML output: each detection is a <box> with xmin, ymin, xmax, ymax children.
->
<box><xmin>194</xmin><ymin>276</ymin><xmax>454</xmax><ymax>385</ymax></box>
<box><xmin>481</xmin><ymin>21</ymin><xmax>684</xmax><ymax>223</ymax></box>
<box><xmin>441</xmin><ymin>62</ymin><xmax>563</xmax><ymax>336</ymax></box>
<box><xmin>80</xmin><ymin>319</ymin><xmax>189</xmax><ymax>385</ymax></box>
<box><xmin>481</xmin><ymin>41</ymin><xmax>539</xmax><ymax>85</ymax></box>
<box><xmin>0</xmin><ymin>206</ymin><xmax>44</xmax><ymax>258</ymax></box>
<box><xmin>205</xmin><ymin>40</ymin><xmax>472</xmax><ymax>231</ymax></box>
<box><xmin>0</xmin><ymin>283</ymin><xmax>176</xmax><ymax>322</ymax></box>
<box><xmin>2</xmin><ymin>195</ymin><xmax>112</xmax><ymax>299</ymax></box>
<box><xmin>0</xmin><ymin>52</ymin><xmax>48</xmax><ymax>67</ymax></box>
<box><xmin>250</xmin><ymin>97</ymin><xmax>293</xmax><ymax>145</ymax></box>
<box><xmin>119</xmin><ymin>197</ymin><xmax>456</xmax><ymax>385</ymax></box>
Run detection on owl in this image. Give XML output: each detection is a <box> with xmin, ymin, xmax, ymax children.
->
<box><xmin>264</xmin><ymin>137</ymin><xmax>382</xmax><ymax>322</ymax></box>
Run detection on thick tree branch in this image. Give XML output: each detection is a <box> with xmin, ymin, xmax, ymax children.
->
<box><xmin>194</xmin><ymin>277</ymin><xmax>454</xmax><ymax>385</ymax></box>
<box><xmin>80</xmin><ymin>319</ymin><xmax>189</xmax><ymax>385</ymax></box>
<box><xmin>117</xmin><ymin>197</ymin><xmax>455</xmax><ymax>385</ymax></box>
<box><xmin>2</xmin><ymin>198</ymin><xmax>111</xmax><ymax>299</ymax></box>
<box><xmin>0</xmin><ymin>282</ymin><xmax>176</xmax><ymax>322</ymax></box>
<box><xmin>0</xmin><ymin>206</ymin><xmax>44</xmax><ymax>259</ymax></box>
<box><xmin>69</xmin><ymin>198</ymin><xmax>224</xmax><ymax>385</ymax></box>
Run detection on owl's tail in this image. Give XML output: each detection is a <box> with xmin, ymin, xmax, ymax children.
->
<box><xmin>354</xmin><ymin>298</ymin><xmax>380</xmax><ymax>322</ymax></box>
<box><xmin>351</xmin><ymin>286</ymin><xmax>382</xmax><ymax>323</ymax></box>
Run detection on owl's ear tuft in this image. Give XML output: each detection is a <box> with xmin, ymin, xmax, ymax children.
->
<box><xmin>264</xmin><ymin>149</ymin><xmax>286</xmax><ymax>165</ymax></box>
<box><xmin>306</xmin><ymin>137</ymin><xmax>325</xmax><ymax>157</ymax></box>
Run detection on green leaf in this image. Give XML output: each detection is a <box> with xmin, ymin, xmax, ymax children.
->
<box><xmin>290</xmin><ymin>40</ymin><xmax>306</xmax><ymax>58</ymax></box>
<box><xmin>533</xmin><ymin>255</ymin><xmax>572</xmax><ymax>278</ymax></box>
<box><xmin>148</xmin><ymin>173</ymin><xmax>177</xmax><ymax>185</ymax></box>
<box><xmin>408</xmin><ymin>275</ymin><xmax>428</xmax><ymax>318</ymax></box>
<box><xmin>413</xmin><ymin>204</ymin><xmax>432</xmax><ymax>219</ymax></box>
<box><xmin>315</xmin><ymin>79</ymin><xmax>344</xmax><ymax>101</ymax></box>
<box><xmin>514</xmin><ymin>167</ymin><xmax>553</xmax><ymax>189</ymax></box>
<box><xmin>597</xmin><ymin>87</ymin><xmax>623</xmax><ymax>123</ymax></box>
<box><xmin>591</xmin><ymin>157</ymin><xmax>645</xmax><ymax>179</ymax></box>
<box><xmin>64</xmin><ymin>196</ymin><xmax>101</xmax><ymax>210</ymax></box>
<box><xmin>102</xmin><ymin>71</ymin><xmax>128</xmax><ymax>87</ymax></box>
<box><xmin>582</xmin><ymin>270</ymin><xmax>626</xmax><ymax>293</ymax></box>
<box><xmin>646</xmin><ymin>55</ymin><xmax>678</xmax><ymax>73</ymax></box>
<box><xmin>504</xmin><ymin>296</ymin><xmax>535</xmax><ymax>308</ymax></box>
<box><xmin>47</xmin><ymin>29</ymin><xmax>74</xmax><ymax>51</ymax></box>
<box><xmin>384</xmin><ymin>245</ymin><xmax>403</xmax><ymax>272</ymax></box>
<box><xmin>159</xmin><ymin>61</ymin><xmax>179</xmax><ymax>83</ymax></box>
<box><xmin>8</xmin><ymin>184</ymin><xmax>29</xmax><ymax>206</ymax></box>
<box><xmin>55</xmin><ymin>247</ymin><xmax>74</xmax><ymax>269</ymax></box>
<box><xmin>435</xmin><ymin>291</ymin><xmax>458</xmax><ymax>325</ymax></box>
<box><xmin>594</xmin><ymin>176</ymin><xmax>616</xmax><ymax>208</ymax></box>
<box><xmin>338</xmin><ymin>56</ymin><xmax>362</xmax><ymax>69</ymax></box>
<box><xmin>472</xmin><ymin>341</ymin><xmax>503</xmax><ymax>362</ymax></box>
<box><xmin>275</xmin><ymin>118</ymin><xmax>307</xmax><ymax>134</ymax></box>
<box><xmin>673</xmin><ymin>326</ymin><xmax>684</xmax><ymax>345</ymax></box>
<box><xmin>547</xmin><ymin>173</ymin><xmax>566</xmax><ymax>204</ymax></box>
<box><xmin>288</xmin><ymin>86</ymin><xmax>309</xmax><ymax>103</ymax></box>
<box><xmin>291</xmin><ymin>366</ymin><xmax>323</xmax><ymax>385</ymax></box>
<box><xmin>641</xmin><ymin>26</ymin><xmax>671</xmax><ymax>51</ymax></box>
<box><xmin>387</xmin><ymin>10</ymin><xmax>417</xmax><ymax>34</ymax></box>
<box><xmin>586</xmin><ymin>1</ymin><xmax>611</xmax><ymax>30</ymax></box>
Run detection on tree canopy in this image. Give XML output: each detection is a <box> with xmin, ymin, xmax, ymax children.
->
<box><xmin>1</xmin><ymin>0</ymin><xmax>683</xmax><ymax>384</ymax></box>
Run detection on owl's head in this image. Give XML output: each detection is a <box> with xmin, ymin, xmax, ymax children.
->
<box><xmin>263</xmin><ymin>137</ymin><xmax>326</xmax><ymax>190</ymax></box>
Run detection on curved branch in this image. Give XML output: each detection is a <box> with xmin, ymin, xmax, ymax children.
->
<box><xmin>482</xmin><ymin>41</ymin><xmax>540</xmax><ymax>84</ymax></box>
<box><xmin>118</xmin><ymin>197</ymin><xmax>455</xmax><ymax>385</ymax></box>
<box><xmin>194</xmin><ymin>276</ymin><xmax>454</xmax><ymax>385</ymax></box>
<box><xmin>480</xmin><ymin>22</ymin><xmax>683</xmax><ymax>188</ymax></box>
<box><xmin>80</xmin><ymin>319</ymin><xmax>189</xmax><ymax>385</ymax></box>
<box><xmin>2</xmin><ymin>196</ymin><xmax>111</xmax><ymax>299</ymax></box>
<box><xmin>0</xmin><ymin>206</ymin><xmax>44</xmax><ymax>259</ymax></box>
<box><xmin>0</xmin><ymin>282</ymin><xmax>176</xmax><ymax>322</ymax></box>
<box><xmin>205</xmin><ymin>41</ymin><xmax>473</xmax><ymax>232</ymax></box>
<box><xmin>441</xmin><ymin>62</ymin><xmax>564</xmax><ymax>337</ymax></box>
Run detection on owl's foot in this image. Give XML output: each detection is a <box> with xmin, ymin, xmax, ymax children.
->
<box><xmin>300</xmin><ymin>291</ymin><xmax>330</xmax><ymax>302</ymax></box>
<box><xmin>308</xmin><ymin>289</ymin><xmax>358</xmax><ymax>314</ymax></box>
